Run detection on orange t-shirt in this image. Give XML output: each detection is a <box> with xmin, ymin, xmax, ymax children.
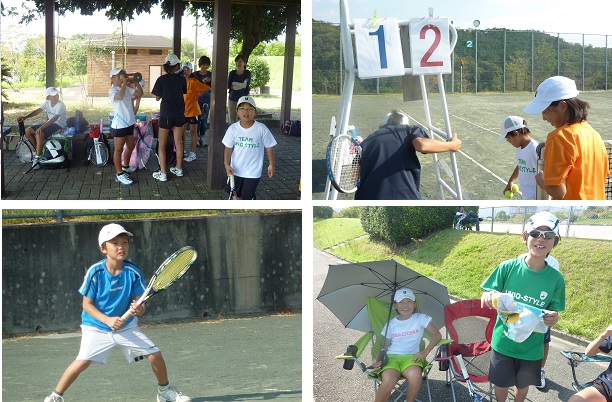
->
<box><xmin>183</xmin><ymin>77</ymin><xmax>211</xmax><ymax>117</ymax></box>
<box><xmin>543</xmin><ymin>121</ymin><xmax>610</xmax><ymax>200</ymax></box>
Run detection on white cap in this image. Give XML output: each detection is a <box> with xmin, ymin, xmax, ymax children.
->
<box><xmin>525</xmin><ymin>211</ymin><xmax>560</xmax><ymax>235</ymax></box>
<box><xmin>98</xmin><ymin>223</ymin><xmax>133</xmax><ymax>246</ymax></box>
<box><xmin>165</xmin><ymin>54</ymin><xmax>180</xmax><ymax>66</ymax></box>
<box><xmin>109</xmin><ymin>68</ymin><xmax>124</xmax><ymax>78</ymax></box>
<box><xmin>237</xmin><ymin>95</ymin><xmax>256</xmax><ymax>108</ymax></box>
<box><xmin>45</xmin><ymin>87</ymin><xmax>59</xmax><ymax>97</ymax></box>
<box><xmin>498</xmin><ymin>116</ymin><xmax>526</xmax><ymax>143</ymax></box>
<box><xmin>182</xmin><ymin>62</ymin><xmax>193</xmax><ymax>71</ymax></box>
<box><xmin>383</xmin><ymin>111</ymin><xmax>409</xmax><ymax>126</ymax></box>
<box><xmin>523</xmin><ymin>76</ymin><xmax>579</xmax><ymax>115</ymax></box>
<box><xmin>394</xmin><ymin>288</ymin><xmax>416</xmax><ymax>302</ymax></box>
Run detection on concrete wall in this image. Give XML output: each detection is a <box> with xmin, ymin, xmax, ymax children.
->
<box><xmin>2</xmin><ymin>212</ymin><xmax>301</xmax><ymax>335</ymax></box>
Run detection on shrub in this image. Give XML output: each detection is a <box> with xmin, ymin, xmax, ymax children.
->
<box><xmin>248</xmin><ymin>57</ymin><xmax>271</xmax><ymax>90</ymax></box>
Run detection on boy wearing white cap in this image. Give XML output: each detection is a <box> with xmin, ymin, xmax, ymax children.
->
<box><xmin>371</xmin><ymin>288</ymin><xmax>442</xmax><ymax>402</ymax></box>
<box><xmin>523</xmin><ymin>76</ymin><xmax>609</xmax><ymax>199</ymax></box>
<box><xmin>481</xmin><ymin>211</ymin><xmax>566</xmax><ymax>402</ymax></box>
<box><xmin>497</xmin><ymin>116</ymin><xmax>538</xmax><ymax>200</ymax></box>
<box><xmin>17</xmin><ymin>87</ymin><xmax>67</xmax><ymax>168</ymax></box>
<box><xmin>109</xmin><ymin>68</ymin><xmax>143</xmax><ymax>186</ymax></box>
<box><xmin>354</xmin><ymin>110</ymin><xmax>462</xmax><ymax>200</ymax></box>
<box><xmin>151</xmin><ymin>54</ymin><xmax>187</xmax><ymax>182</ymax></box>
<box><xmin>44</xmin><ymin>224</ymin><xmax>190</xmax><ymax>402</ymax></box>
<box><xmin>222</xmin><ymin>95</ymin><xmax>277</xmax><ymax>199</ymax></box>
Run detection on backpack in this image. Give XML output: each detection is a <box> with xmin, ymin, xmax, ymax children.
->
<box><xmin>66</xmin><ymin>110</ymin><xmax>89</xmax><ymax>133</ymax></box>
<box><xmin>281</xmin><ymin>120</ymin><xmax>301</xmax><ymax>137</ymax></box>
<box><xmin>38</xmin><ymin>137</ymin><xmax>71</xmax><ymax>170</ymax></box>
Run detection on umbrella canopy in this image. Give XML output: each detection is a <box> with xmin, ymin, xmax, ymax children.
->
<box><xmin>317</xmin><ymin>259</ymin><xmax>450</xmax><ymax>332</ymax></box>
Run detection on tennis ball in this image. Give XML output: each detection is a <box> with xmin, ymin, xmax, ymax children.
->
<box><xmin>512</xmin><ymin>184</ymin><xmax>520</xmax><ymax>193</ymax></box>
<box><xmin>505</xmin><ymin>190</ymin><xmax>513</xmax><ymax>199</ymax></box>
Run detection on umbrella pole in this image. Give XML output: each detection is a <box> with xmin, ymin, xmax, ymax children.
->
<box><xmin>378</xmin><ymin>261</ymin><xmax>399</xmax><ymax>363</ymax></box>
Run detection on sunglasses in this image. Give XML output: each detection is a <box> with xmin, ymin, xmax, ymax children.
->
<box><xmin>529</xmin><ymin>229</ymin><xmax>556</xmax><ymax>239</ymax></box>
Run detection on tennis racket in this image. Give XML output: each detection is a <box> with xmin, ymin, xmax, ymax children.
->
<box><xmin>135</xmin><ymin>124</ymin><xmax>161</xmax><ymax>171</ymax></box>
<box><xmin>89</xmin><ymin>135</ymin><xmax>109</xmax><ymax>167</ymax></box>
<box><xmin>119</xmin><ymin>246</ymin><xmax>197</xmax><ymax>322</ymax></box>
<box><xmin>15</xmin><ymin>120</ymin><xmax>35</xmax><ymax>163</ymax></box>
<box><xmin>456</xmin><ymin>355</ymin><xmax>483</xmax><ymax>402</ymax></box>
<box><xmin>326</xmin><ymin>134</ymin><xmax>362</xmax><ymax>193</ymax></box>
<box><xmin>228</xmin><ymin>174</ymin><xmax>237</xmax><ymax>200</ymax></box>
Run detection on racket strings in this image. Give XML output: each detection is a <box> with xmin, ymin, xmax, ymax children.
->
<box><xmin>328</xmin><ymin>135</ymin><xmax>361</xmax><ymax>192</ymax></box>
<box><xmin>152</xmin><ymin>249</ymin><xmax>196</xmax><ymax>290</ymax></box>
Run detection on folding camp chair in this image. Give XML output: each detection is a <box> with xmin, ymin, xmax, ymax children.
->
<box><xmin>442</xmin><ymin>299</ymin><xmax>497</xmax><ymax>401</ymax></box>
<box><xmin>337</xmin><ymin>297</ymin><xmax>452</xmax><ymax>402</ymax></box>
<box><xmin>560</xmin><ymin>350</ymin><xmax>612</xmax><ymax>392</ymax></box>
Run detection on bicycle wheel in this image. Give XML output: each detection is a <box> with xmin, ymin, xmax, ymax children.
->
<box><xmin>16</xmin><ymin>140</ymin><xmax>35</xmax><ymax>163</ymax></box>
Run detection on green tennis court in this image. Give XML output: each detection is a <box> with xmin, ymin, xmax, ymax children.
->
<box><xmin>3</xmin><ymin>315</ymin><xmax>301</xmax><ymax>401</ymax></box>
<box><xmin>313</xmin><ymin>91</ymin><xmax>612</xmax><ymax>200</ymax></box>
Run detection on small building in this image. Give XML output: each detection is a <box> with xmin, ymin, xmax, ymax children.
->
<box><xmin>86</xmin><ymin>34</ymin><xmax>173</xmax><ymax>96</ymax></box>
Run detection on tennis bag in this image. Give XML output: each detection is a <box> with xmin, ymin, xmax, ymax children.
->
<box><xmin>83</xmin><ymin>126</ymin><xmax>111</xmax><ymax>167</ymax></box>
<box><xmin>39</xmin><ymin>137</ymin><xmax>71</xmax><ymax>169</ymax></box>
<box><xmin>281</xmin><ymin>120</ymin><xmax>301</xmax><ymax>137</ymax></box>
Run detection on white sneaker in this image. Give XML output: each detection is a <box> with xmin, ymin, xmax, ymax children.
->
<box><xmin>170</xmin><ymin>167</ymin><xmax>183</xmax><ymax>177</ymax></box>
<box><xmin>184</xmin><ymin>152</ymin><xmax>197</xmax><ymax>162</ymax></box>
<box><xmin>32</xmin><ymin>156</ymin><xmax>41</xmax><ymax>170</ymax></box>
<box><xmin>536</xmin><ymin>369</ymin><xmax>546</xmax><ymax>389</ymax></box>
<box><xmin>115</xmin><ymin>173</ymin><xmax>133</xmax><ymax>186</ymax></box>
<box><xmin>44</xmin><ymin>393</ymin><xmax>64</xmax><ymax>402</ymax></box>
<box><xmin>157</xmin><ymin>384</ymin><xmax>191</xmax><ymax>402</ymax></box>
<box><xmin>122</xmin><ymin>166</ymin><xmax>136</xmax><ymax>173</ymax></box>
<box><xmin>153</xmin><ymin>171</ymin><xmax>167</xmax><ymax>182</ymax></box>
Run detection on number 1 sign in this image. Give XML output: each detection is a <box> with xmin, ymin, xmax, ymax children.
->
<box><xmin>354</xmin><ymin>18</ymin><xmax>405</xmax><ymax>79</ymax></box>
<box><xmin>410</xmin><ymin>17</ymin><xmax>451</xmax><ymax>75</ymax></box>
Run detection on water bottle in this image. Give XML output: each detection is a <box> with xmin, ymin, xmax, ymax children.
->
<box><xmin>75</xmin><ymin>112</ymin><xmax>81</xmax><ymax>133</ymax></box>
<box><xmin>342</xmin><ymin>345</ymin><xmax>358</xmax><ymax>370</ymax></box>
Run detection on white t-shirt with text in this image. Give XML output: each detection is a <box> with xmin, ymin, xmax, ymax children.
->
<box><xmin>381</xmin><ymin>312</ymin><xmax>432</xmax><ymax>355</ymax></box>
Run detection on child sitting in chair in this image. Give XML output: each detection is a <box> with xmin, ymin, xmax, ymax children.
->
<box><xmin>568</xmin><ymin>325</ymin><xmax>612</xmax><ymax>402</ymax></box>
<box><xmin>371</xmin><ymin>288</ymin><xmax>442</xmax><ymax>402</ymax></box>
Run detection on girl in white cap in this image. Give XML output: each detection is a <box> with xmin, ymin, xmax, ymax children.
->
<box><xmin>523</xmin><ymin>76</ymin><xmax>609</xmax><ymax>199</ymax></box>
<box><xmin>371</xmin><ymin>288</ymin><xmax>442</xmax><ymax>402</ymax></box>
<box><xmin>17</xmin><ymin>87</ymin><xmax>67</xmax><ymax>168</ymax></box>
<box><xmin>151</xmin><ymin>54</ymin><xmax>187</xmax><ymax>182</ymax></box>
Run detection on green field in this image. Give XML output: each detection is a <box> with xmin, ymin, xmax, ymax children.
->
<box><xmin>313</xmin><ymin>91</ymin><xmax>612</xmax><ymax>200</ymax></box>
<box><xmin>314</xmin><ymin>216</ymin><xmax>611</xmax><ymax>340</ymax></box>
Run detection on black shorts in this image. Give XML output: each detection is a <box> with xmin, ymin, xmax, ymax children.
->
<box><xmin>592</xmin><ymin>379</ymin><xmax>612</xmax><ymax>402</ymax></box>
<box><xmin>185</xmin><ymin>116</ymin><xmax>199</xmax><ymax>124</ymax></box>
<box><xmin>159</xmin><ymin>116</ymin><xmax>186</xmax><ymax>129</ymax></box>
<box><xmin>488</xmin><ymin>349</ymin><xmax>541</xmax><ymax>389</ymax></box>
<box><xmin>235</xmin><ymin>176</ymin><xmax>261</xmax><ymax>200</ymax></box>
<box><xmin>544</xmin><ymin>327</ymin><xmax>551</xmax><ymax>343</ymax></box>
<box><xmin>111</xmin><ymin>125</ymin><xmax>134</xmax><ymax>138</ymax></box>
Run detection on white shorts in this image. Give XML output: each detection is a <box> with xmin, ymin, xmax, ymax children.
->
<box><xmin>76</xmin><ymin>321</ymin><xmax>160</xmax><ymax>365</ymax></box>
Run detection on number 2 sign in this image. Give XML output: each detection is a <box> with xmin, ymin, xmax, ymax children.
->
<box><xmin>354</xmin><ymin>18</ymin><xmax>405</xmax><ymax>79</ymax></box>
<box><xmin>410</xmin><ymin>17</ymin><xmax>451</xmax><ymax>75</ymax></box>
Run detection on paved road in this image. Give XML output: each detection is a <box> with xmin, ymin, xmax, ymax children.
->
<box><xmin>313</xmin><ymin>249</ymin><xmax>606</xmax><ymax>402</ymax></box>
<box><xmin>3</xmin><ymin>315</ymin><xmax>301</xmax><ymax>401</ymax></box>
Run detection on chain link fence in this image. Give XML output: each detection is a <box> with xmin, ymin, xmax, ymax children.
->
<box><xmin>313</xmin><ymin>21</ymin><xmax>612</xmax><ymax>95</ymax></box>
<box><xmin>475</xmin><ymin>206</ymin><xmax>612</xmax><ymax>240</ymax></box>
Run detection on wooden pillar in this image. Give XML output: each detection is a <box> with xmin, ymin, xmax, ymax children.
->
<box><xmin>45</xmin><ymin>0</ymin><xmax>55</xmax><ymax>88</ymax></box>
<box><xmin>173</xmin><ymin>0</ymin><xmax>183</xmax><ymax>57</ymax></box>
<box><xmin>207</xmin><ymin>0</ymin><xmax>231</xmax><ymax>190</ymax></box>
<box><xmin>279</xmin><ymin>5</ymin><xmax>297</xmax><ymax>123</ymax></box>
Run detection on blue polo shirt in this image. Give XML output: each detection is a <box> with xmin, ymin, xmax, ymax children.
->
<box><xmin>78</xmin><ymin>259</ymin><xmax>146</xmax><ymax>331</ymax></box>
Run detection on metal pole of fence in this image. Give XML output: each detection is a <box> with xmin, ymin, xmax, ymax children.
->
<box><xmin>606</xmin><ymin>35</ymin><xmax>609</xmax><ymax>90</ymax></box>
<box><xmin>557</xmin><ymin>33</ymin><xmax>561</xmax><ymax>75</ymax></box>
<box><xmin>531</xmin><ymin>31</ymin><xmax>534</xmax><ymax>92</ymax></box>
<box><xmin>503</xmin><ymin>30</ymin><xmax>506</xmax><ymax>93</ymax></box>
<box><xmin>582</xmin><ymin>34</ymin><xmax>585</xmax><ymax>90</ymax></box>
<box><xmin>55</xmin><ymin>210</ymin><xmax>64</xmax><ymax>224</ymax></box>
<box><xmin>567</xmin><ymin>206</ymin><xmax>573</xmax><ymax>238</ymax></box>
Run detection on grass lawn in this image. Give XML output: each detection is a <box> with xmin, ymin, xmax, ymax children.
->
<box><xmin>314</xmin><ymin>217</ymin><xmax>611</xmax><ymax>340</ymax></box>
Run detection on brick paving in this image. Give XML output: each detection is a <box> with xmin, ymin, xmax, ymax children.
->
<box><xmin>1</xmin><ymin>123</ymin><xmax>301</xmax><ymax>200</ymax></box>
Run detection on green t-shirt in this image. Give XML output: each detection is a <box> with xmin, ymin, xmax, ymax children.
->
<box><xmin>481</xmin><ymin>257</ymin><xmax>565</xmax><ymax>360</ymax></box>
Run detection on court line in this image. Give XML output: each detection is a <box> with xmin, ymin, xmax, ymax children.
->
<box><xmin>452</xmin><ymin>114</ymin><xmax>498</xmax><ymax>136</ymax></box>
<box><xmin>407</xmin><ymin>114</ymin><xmax>507</xmax><ymax>185</ymax></box>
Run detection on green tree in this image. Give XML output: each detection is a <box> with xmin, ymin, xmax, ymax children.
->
<box><xmin>247</xmin><ymin>57</ymin><xmax>270</xmax><ymax>90</ymax></box>
<box><xmin>495</xmin><ymin>210</ymin><xmax>509</xmax><ymax>221</ymax></box>
<box><xmin>314</xmin><ymin>206</ymin><xmax>334</xmax><ymax>219</ymax></box>
<box><xmin>266</xmin><ymin>41</ymin><xmax>285</xmax><ymax>56</ymax></box>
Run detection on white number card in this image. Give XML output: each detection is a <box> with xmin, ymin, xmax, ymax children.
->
<box><xmin>409</xmin><ymin>17</ymin><xmax>451</xmax><ymax>75</ymax></box>
<box><xmin>354</xmin><ymin>18</ymin><xmax>405</xmax><ymax>79</ymax></box>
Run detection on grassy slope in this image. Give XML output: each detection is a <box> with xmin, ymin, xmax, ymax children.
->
<box><xmin>315</xmin><ymin>218</ymin><xmax>611</xmax><ymax>340</ymax></box>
